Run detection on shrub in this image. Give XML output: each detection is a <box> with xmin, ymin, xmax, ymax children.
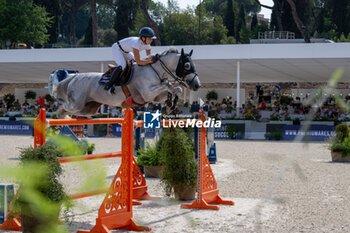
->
<box><xmin>16</xmin><ymin>144</ymin><xmax>69</xmax><ymax>232</ymax></box>
<box><xmin>265</xmin><ymin>128</ymin><xmax>283</xmax><ymax>140</ymax></box>
<box><xmin>331</xmin><ymin>138</ymin><xmax>350</xmax><ymax>157</ymax></box>
<box><xmin>25</xmin><ymin>90</ymin><xmax>37</xmax><ymax>100</ymax></box>
<box><xmin>18</xmin><ymin>144</ymin><xmax>66</xmax><ymax>202</ymax></box>
<box><xmin>206</xmin><ymin>90</ymin><xmax>218</xmax><ymax>101</ymax></box>
<box><xmin>335</xmin><ymin>124</ymin><xmax>349</xmax><ymax>142</ymax></box>
<box><xmin>137</xmin><ymin>142</ymin><xmax>163</xmax><ymax>166</ymax></box>
<box><xmin>226</xmin><ymin>125</ymin><xmax>236</xmax><ymax>139</ymax></box>
<box><xmin>160</xmin><ymin>128</ymin><xmax>197</xmax><ymax>196</ymax></box>
<box><xmin>45</xmin><ymin>94</ymin><xmax>54</xmax><ymax>103</ymax></box>
<box><xmin>4</xmin><ymin>93</ymin><xmax>15</xmax><ymax>106</ymax></box>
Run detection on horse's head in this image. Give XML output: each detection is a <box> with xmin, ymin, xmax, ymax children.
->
<box><xmin>176</xmin><ymin>49</ymin><xmax>201</xmax><ymax>91</ymax></box>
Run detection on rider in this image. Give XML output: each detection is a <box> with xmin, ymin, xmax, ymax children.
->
<box><xmin>104</xmin><ymin>27</ymin><xmax>158</xmax><ymax>92</ymax></box>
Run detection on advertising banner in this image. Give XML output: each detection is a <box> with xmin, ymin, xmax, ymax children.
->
<box><xmin>0</xmin><ymin>120</ymin><xmax>33</xmax><ymax>135</ymax></box>
<box><xmin>281</xmin><ymin>125</ymin><xmax>335</xmax><ymax>141</ymax></box>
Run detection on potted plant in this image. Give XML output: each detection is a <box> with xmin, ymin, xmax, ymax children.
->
<box><xmin>3</xmin><ymin>93</ymin><xmax>15</xmax><ymax>109</ymax></box>
<box><xmin>226</xmin><ymin>125</ymin><xmax>236</xmax><ymax>139</ymax></box>
<box><xmin>77</xmin><ymin>139</ymin><xmax>96</xmax><ymax>155</ymax></box>
<box><xmin>24</xmin><ymin>90</ymin><xmax>37</xmax><ymax>100</ymax></box>
<box><xmin>330</xmin><ymin>124</ymin><xmax>350</xmax><ymax>162</ymax></box>
<box><xmin>16</xmin><ymin>143</ymin><xmax>67</xmax><ymax>233</ymax></box>
<box><xmin>137</xmin><ymin>142</ymin><xmax>163</xmax><ymax>178</ymax></box>
<box><xmin>206</xmin><ymin>90</ymin><xmax>218</xmax><ymax>101</ymax></box>
<box><xmin>160</xmin><ymin>128</ymin><xmax>197</xmax><ymax>200</ymax></box>
<box><xmin>265</xmin><ymin>128</ymin><xmax>283</xmax><ymax>140</ymax></box>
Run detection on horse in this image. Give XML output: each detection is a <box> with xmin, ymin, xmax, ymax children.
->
<box><xmin>50</xmin><ymin>48</ymin><xmax>201</xmax><ymax>118</ymax></box>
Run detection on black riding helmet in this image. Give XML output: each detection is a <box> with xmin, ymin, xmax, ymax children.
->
<box><xmin>139</xmin><ymin>27</ymin><xmax>157</xmax><ymax>39</ymax></box>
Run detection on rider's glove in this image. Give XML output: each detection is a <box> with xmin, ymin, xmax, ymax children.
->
<box><xmin>149</xmin><ymin>54</ymin><xmax>160</xmax><ymax>64</ymax></box>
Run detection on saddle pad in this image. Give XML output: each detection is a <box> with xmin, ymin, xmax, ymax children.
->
<box><xmin>122</xmin><ymin>65</ymin><xmax>134</xmax><ymax>86</ymax></box>
<box><xmin>99</xmin><ymin>74</ymin><xmax>111</xmax><ymax>85</ymax></box>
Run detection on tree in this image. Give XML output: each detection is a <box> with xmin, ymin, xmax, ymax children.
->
<box><xmin>285</xmin><ymin>0</ymin><xmax>311</xmax><ymax>42</ymax></box>
<box><xmin>33</xmin><ymin>0</ymin><xmax>62</xmax><ymax>46</ymax></box>
<box><xmin>99</xmin><ymin>0</ymin><xmax>138</xmax><ymax>40</ymax></box>
<box><xmin>224</xmin><ymin>0</ymin><xmax>235</xmax><ymax>37</ymax></box>
<box><xmin>83</xmin><ymin>17</ymin><xmax>93</xmax><ymax>46</ymax></box>
<box><xmin>0</xmin><ymin>0</ymin><xmax>51</xmax><ymax>48</ymax></box>
<box><xmin>251</xmin><ymin>13</ymin><xmax>258</xmax><ymax>38</ymax></box>
<box><xmin>236</xmin><ymin>4</ymin><xmax>246</xmax><ymax>42</ymax></box>
<box><xmin>161</xmin><ymin>7</ymin><xmax>227</xmax><ymax>45</ymax></box>
<box><xmin>330</xmin><ymin>0</ymin><xmax>350</xmax><ymax>37</ymax></box>
<box><xmin>140</xmin><ymin>0</ymin><xmax>161</xmax><ymax>45</ymax></box>
<box><xmin>91</xmin><ymin>0</ymin><xmax>98</xmax><ymax>47</ymax></box>
<box><xmin>61</xmin><ymin>0</ymin><xmax>87</xmax><ymax>46</ymax></box>
<box><xmin>97</xmin><ymin>4</ymin><xmax>116</xmax><ymax>30</ymax></box>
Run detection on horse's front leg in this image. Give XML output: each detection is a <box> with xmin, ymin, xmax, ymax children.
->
<box><xmin>140</xmin><ymin>82</ymin><xmax>182</xmax><ymax>103</ymax></box>
<box><xmin>166</xmin><ymin>83</ymin><xmax>182</xmax><ymax>96</ymax></box>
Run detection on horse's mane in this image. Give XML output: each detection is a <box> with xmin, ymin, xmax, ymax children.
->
<box><xmin>160</xmin><ymin>47</ymin><xmax>178</xmax><ymax>56</ymax></box>
<box><xmin>145</xmin><ymin>47</ymin><xmax>178</xmax><ymax>60</ymax></box>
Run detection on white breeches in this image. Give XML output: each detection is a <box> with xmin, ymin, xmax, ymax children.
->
<box><xmin>111</xmin><ymin>43</ymin><xmax>134</xmax><ymax>69</ymax></box>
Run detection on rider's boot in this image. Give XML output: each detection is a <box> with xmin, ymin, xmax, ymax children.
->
<box><xmin>104</xmin><ymin>65</ymin><xmax>122</xmax><ymax>94</ymax></box>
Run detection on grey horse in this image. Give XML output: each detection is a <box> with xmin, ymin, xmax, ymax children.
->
<box><xmin>50</xmin><ymin>48</ymin><xmax>200</xmax><ymax>118</ymax></box>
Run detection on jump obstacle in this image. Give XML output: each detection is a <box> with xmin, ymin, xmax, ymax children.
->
<box><xmin>0</xmin><ymin>108</ymin><xmax>234</xmax><ymax>232</ymax></box>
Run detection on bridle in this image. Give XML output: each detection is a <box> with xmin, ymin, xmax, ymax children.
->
<box><xmin>154</xmin><ymin>51</ymin><xmax>198</xmax><ymax>88</ymax></box>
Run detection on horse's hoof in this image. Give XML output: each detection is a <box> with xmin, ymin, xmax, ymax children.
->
<box><xmin>174</xmin><ymin>87</ymin><xmax>182</xmax><ymax>94</ymax></box>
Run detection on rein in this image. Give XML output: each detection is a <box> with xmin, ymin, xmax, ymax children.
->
<box><xmin>158</xmin><ymin>57</ymin><xmax>187</xmax><ymax>87</ymax></box>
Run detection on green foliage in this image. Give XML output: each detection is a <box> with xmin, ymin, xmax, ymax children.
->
<box><xmin>335</xmin><ymin>124</ymin><xmax>349</xmax><ymax>142</ymax></box>
<box><xmin>226</xmin><ymin>125</ymin><xmax>236</xmax><ymax>139</ymax></box>
<box><xmin>0</xmin><ymin>163</ymin><xmax>69</xmax><ymax>233</ymax></box>
<box><xmin>265</xmin><ymin>128</ymin><xmax>282</xmax><ymax>140</ymax></box>
<box><xmin>244</xmin><ymin>114</ymin><xmax>255</xmax><ymax>120</ymax></box>
<box><xmin>0</xmin><ymin>0</ymin><xmax>51</xmax><ymax>47</ymax></box>
<box><xmin>33</xmin><ymin>0</ymin><xmax>62</xmax><ymax>45</ymax></box>
<box><xmin>220</xmin><ymin>35</ymin><xmax>236</xmax><ymax>44</ymax></box>
<box><xmin>45</xmin><ymin>94</ymin><xmax>54</xmax><ymax>103</ymax></box>
<box><xmin>225</xmin><ymin>106</ymin><xmax>234</xmax><ymax>113</ymax></box>
<box><xmin>236</xmin><ymin>4</ymin><xmax>246</xmax><ymax>42</ymax></box>
<box><xmin>239</xmin><ymin>27</ymin><xmax>251</xmax><ymax>44</ymax></box>
<box><xmin>78</xmin><ymin>139</ymin><xmax>96</xmax><ymax>154</ymax></box>
<box><xmin>331</xmin><ymin>138</ymin><xmax>350</xmax><ymax>157</ymax></box>
<box><xmin>160</xmin><ymin>6</ymin><xmax>228</xmax><ymax>45</ymax></box>
<box><xmin>224</xmin><ymin>0</ymin><xmax>235</xmax><ymax>37</ymax></box>
<box><xmin>98</xmin><ymin>29</ymin><xmax>118</xmax><ymax>46</ymax></box>
<box><xmin>160</xmin><ymin>128</ymin><xmax>197</xmax><ymax>196</ymax></box>
<box><xmin>137</xmin><ymin>142</ymin><xmax>163</xmax><ymax>166</ymax></box>
<box><xmin>97</xmin><ymin>4</ymin><xmax>116</xmax><ymax>30</ymax></box>
<box><xmin>19</xmin><ymin>144</ymin><xmax>66</xmax><ymax>202</ymax></box>
<box><xmin>206</xmin><ymin>90</ymin><xmax>218</xmax><ymax>101</ymax></box>
<box><xmin>25</xmin><ymin>90</ymin><xmax>37</xmax><ymax>100</ymax></box>
<box><xmin>3</xmin><ymin>93</ymin><xmax>15</xmax><ymax>106</ymax></box>
<box><xmin>83</xmin><ymin>17</ymin><xmax>93</xmax><ymax>46</ymax></box>
<box><xmin>270</xmin><ymin>115</ymin><xmax>281</xmax><ymax>121</ymax></box>
<box><xmin>280</xmin><ymin>95</ymin><xmax>293</xmax><ymax>106</ymax></box>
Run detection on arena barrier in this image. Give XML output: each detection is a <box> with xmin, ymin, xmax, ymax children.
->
<box><xmin>0</xmin><ymin>108</ymin><xmax>152</xmax><ymax>232</ymax></box>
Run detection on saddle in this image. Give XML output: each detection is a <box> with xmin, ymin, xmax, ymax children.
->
<box><xmin>100</xmin><ymin>62</ymin><xmax>143</xmax><ymax>108</ymax></box>
<box><xmin>101</xmin><ymin>62</ymin><xmax>134</xmax><ymax>86</ymax></box>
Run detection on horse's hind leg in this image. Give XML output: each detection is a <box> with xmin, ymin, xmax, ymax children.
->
<box><xmin>79</xmin><ymin>102</ymin><xmax>102</xmax><ymax>116</ymax></box>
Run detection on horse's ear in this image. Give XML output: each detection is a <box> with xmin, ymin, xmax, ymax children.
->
<box><xmin>189</xmin><ymin>49</ymin><xmax>193</xmax><ymax>56</ymax></box>
<box><xmin>181</xmin><ymin>48</ymin><xmax>184</xmax><ymax>56</ymax></box>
